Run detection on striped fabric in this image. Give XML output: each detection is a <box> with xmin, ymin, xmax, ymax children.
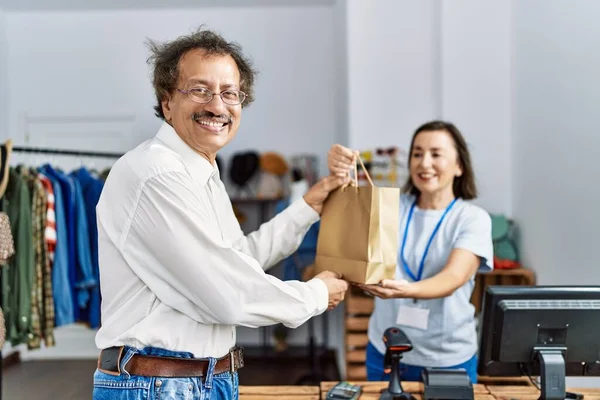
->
<box><xmin>37</xmin><ymin>173</ymin><xmax>57</xmax><ymax>262</ymax></box>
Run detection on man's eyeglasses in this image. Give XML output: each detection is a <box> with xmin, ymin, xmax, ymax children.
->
<box><xmin>177</xmin><ymin>87</ymin><xmax>246</xmax><ymax>106</ymax></box>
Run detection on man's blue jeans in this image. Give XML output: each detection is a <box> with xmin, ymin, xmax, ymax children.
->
<box><xmin>93</xmin><ymin>346</ymin><xmax>239</xmax><ymax>400</ymax></box>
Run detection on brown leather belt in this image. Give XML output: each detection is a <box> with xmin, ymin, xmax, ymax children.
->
<box><xmin>97</xmin><ymin>346</ymin><xmax>244</xmax><ymax>378</ymax></box>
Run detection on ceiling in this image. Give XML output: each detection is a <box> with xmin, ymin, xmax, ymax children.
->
<box><xmin>0</xmin><ymin>0</ymin><xmax>334</xmax><ymax>11</ymax></box>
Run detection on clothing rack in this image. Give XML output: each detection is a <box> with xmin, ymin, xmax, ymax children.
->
<box><xmin>0</xmin><ymin>146</ymin><xmax>123</xmax><ymax>399</ymax></box>
<box><xmin>12</xmin><ymin>146</ymin><xmax>124</xmax><ymax>158</ymax></box>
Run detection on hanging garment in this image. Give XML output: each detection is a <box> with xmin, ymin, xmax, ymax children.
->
<box><xmin>37</xmin><ymin>173</ymin><xmax>57</xmax><ymax>262</ymax></box>
<box><xmin>0</xmin><ymin>306</ymin><xmax>5</xmax><ymax>349</ymax></box>
<box><xmin>72</xmin><ymin>167</ymin><xmax>104</xmax><ymax>328</ymax></box>
<box><xmin>39</xmin><ymin>164</ymin><xmax>78</xmax><ymax>321</ymax></box>
<box><xmin>21</xmin><ymin>168</ymin><xmax>53</xmax><ymax>349</ymax></box>
<box><xmin>0</xmin><ymin>211</ymin><xmax>15</xmax><ymax>265</ymax></box>
<box><xmin>71</xmin><ymin>178</ymin><xmax>97</xmax><ymax>317</ymax></box>
<box><xmin>2</xmin><ymin>168</ymin><xmax>34</xmax><ymax>346</ymax></box>
<box><xmin>36</xmin><ymin>172</ymin><xmax>56</xmax><ymax>346</ymax></box>
<box><xmin>38</xmin><ymin>167</ymin><xmax>74</xmax><ymax>327</ymax></box>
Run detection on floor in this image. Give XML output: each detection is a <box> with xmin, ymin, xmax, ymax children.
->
<box><xmin>3</xmin><ymin>359</ymin><xmax>95</xmax><ymax>400</ymax></box>
<box><xmin>2</xmin><ymin>346</ymin><xmax>340</xmax><ymax>400</ymax></box>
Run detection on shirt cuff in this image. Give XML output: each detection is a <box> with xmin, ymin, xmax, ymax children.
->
<box><xmin>307</xmin><ymin>277</ymin><xmax>329</xmax><ymax>314</ymax></box>
<box><xmin>285</xmin><ymin>197</ymin><xmax>320</xmax><ymax>227</ymax></box>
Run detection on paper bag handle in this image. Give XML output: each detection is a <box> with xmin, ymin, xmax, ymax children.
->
<box><xmin>353</xmin><ymin>155</ymin><xmax>374</xmax><ymax>187</ymax></box>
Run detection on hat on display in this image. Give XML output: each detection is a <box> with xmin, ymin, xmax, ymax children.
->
<box><xmin>229</xmin><ymin>151</ymin><xmax>260</xmax><ymax>188</ymax></box>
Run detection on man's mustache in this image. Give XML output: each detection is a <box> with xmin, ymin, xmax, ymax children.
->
<box><xmin>191</xmin><ymin>112</ymin><xmax>232</xmax><ymax>124</ymax></box>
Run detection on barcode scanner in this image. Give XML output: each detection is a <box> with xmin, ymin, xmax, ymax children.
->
<box><xmin>379</xmin><ymin>327</ymin><xmax>417</xmax><ymax>400</ymax></box>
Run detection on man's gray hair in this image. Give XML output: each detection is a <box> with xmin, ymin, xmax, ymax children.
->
<box><xmin>147</xmin><ymin>26</ymin><xmax>258</xmax><ymax>120</ymax></box>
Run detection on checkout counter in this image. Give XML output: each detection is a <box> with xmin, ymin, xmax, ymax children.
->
<box><xmin>239</xmin><ymin>381</ymin><xmax>600</xmax><ymax>399</ymax></box>
<box><xmin>285</xmin><ymin>271</ymin><xmax>600</xmax><ymax>400</ymax></box>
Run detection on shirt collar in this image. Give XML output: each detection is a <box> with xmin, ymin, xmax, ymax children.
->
<box><xmin>155</xmin><ymin>122</ymin><xmax>218</xmax><ymax>187</ymax></box>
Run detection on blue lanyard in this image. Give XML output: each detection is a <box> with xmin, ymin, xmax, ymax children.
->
<box><xmin>401</xmin><ymin>198</ymin><xmax>458</xmax><ymax>282</ymax></box>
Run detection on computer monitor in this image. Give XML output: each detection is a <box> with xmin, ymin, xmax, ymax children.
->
<box><xmin>477</xmin><ymin>285</ymin><xmax>600</xmax><ymax>400</ymax></box>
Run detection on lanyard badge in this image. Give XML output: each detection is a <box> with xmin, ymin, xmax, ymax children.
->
<box><xmin>400</xmin><ymin>198</ymin><xmax>458</xmax><ymax>282</ymax></box>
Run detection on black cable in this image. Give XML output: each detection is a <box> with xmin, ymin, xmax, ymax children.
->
<box><xmin>520</xmin><ymin>362</ymin><xmax>541</xmax><ymax>389</ymax></box>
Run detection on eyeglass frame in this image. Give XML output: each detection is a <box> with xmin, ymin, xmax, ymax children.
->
<box><xmin>177</xmin><ymin>86</ymin><xmax>247</xmax><ymax>106</ymax></box>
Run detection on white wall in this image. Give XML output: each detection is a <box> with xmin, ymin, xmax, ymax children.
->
<box><xmin>0</xmin><ymin>8</ymin><xmax>7</xmax><ymax>141</ymax></box>
<box><xmin>512</xmin><ymin>0</ymin><xmax>600</xmax><ymax>387</ymax></box>
<box><xmin>0</xmin><ymin>0</ymin><xmax>334</xmax><ymax>12</ymax></box>
<box><xmin>5</xmin><ymin>6</ymin><xmax>337</xmax><ymax>176</ymax></box>
<box><xmin>346</xmin><ymin>0</ymin><xmax>439</xmax><ymax>151</ymax></box>
<box><xmin>512</xmin><ymin>1</ymin><xmax>600</xmax><ymax>285</ymax></box>
<box><xmin>332</xmin><ymin>0</ymin><xmax>348</xmax><ymax>146</ymax></box>
<box><xmin>440</xmin><ymin>0</ymin><xmax>512</xmax><ymax>215</ymax></box>
<box><xmin>346</xmin><ymin>0</ymin><xmax>512</xmax><ymax>215</ymax></box>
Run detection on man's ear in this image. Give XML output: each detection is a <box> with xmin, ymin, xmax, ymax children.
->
<box><xmin>162</xmin><ymin>96</ymin><xmax>172</xmax><ymax>122</ymax></box>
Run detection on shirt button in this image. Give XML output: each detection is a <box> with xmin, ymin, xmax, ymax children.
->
<box><xmin>155</xmin><ymin>380</ymin><xmax>162</xmax><ymax>387</ymax></box>
<box><xmin>188</xmin><ymin>384</ymin><xmax>193</xmax><ymax>390</ymax></box>
<box><xmin>21</xmin><ymin>316</ymin><xmax>27</xmax><ymax>323</ymax></box>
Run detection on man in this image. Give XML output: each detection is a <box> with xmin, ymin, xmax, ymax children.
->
<box><xmin>92</xmin><ymin>27</ymin><xmax>349</xmax><ymax>399</ymax></box>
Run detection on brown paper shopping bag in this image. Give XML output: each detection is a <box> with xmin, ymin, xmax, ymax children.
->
<box><xmin>314</xmin><ymin>158</ymin><xmax>400</xmax><ymax>284</ymax></box>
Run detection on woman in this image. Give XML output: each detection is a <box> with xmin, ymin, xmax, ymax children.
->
<box><xmin>328</xmin><ymin>120</ymin><xmax>493</xmax><ymax>384</ymax></box>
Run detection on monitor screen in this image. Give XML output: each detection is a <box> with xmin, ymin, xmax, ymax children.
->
<box><xmin>477</xmin><ymin>286</ymin><xmax>600</xmax><ymax>399</ymax></box>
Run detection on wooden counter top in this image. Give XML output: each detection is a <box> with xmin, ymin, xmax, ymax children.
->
<box><xmin>239</xmin><ymin>385</ymin><xmax>320</xmax><ymax>399</ymax></box>
<box><xmin>238</xmin><ymin>382</ymin><xmax>600</xmax><ymax>399</ymax></box>
<box><xmin>317</xmin><ymin>381</ymin><xmax>600</xmax><ymax>400</ymax></box>
<box><xmin>320</xmin><ymin>381</ymin><xmax>490</xmax><ymax>400</ymax></box>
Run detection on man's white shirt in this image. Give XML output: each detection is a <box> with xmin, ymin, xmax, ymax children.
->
<box><xmin>95</xmin><ymin>122</ymin><xmax>328</xmax><ymax>358</ymax></box>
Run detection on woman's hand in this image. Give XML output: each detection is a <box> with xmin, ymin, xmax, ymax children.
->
<box><xmin>356</xmin><ymin>279</ymin><xmax>414</xmax><ymax>299</ymax></box>
<box><xmin>357</xmin><ymin>249</ymin><xmax>482</xmax><ymax>300</ymax></box>
<box><xmin>328</xmin><ymin>144</ymin><xmax>358</xmax><ymax>177</ymax></box>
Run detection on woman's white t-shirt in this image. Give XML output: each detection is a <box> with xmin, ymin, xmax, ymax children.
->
<box><xmin>367</xmin><ymin>194</ymin><xmax>493</xmax><ymax>367</ymax></box>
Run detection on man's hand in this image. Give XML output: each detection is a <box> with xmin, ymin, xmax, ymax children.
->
<box><xmin>314</xmin><ymin>271</ymin><xmax>349</xmax><ymax>310</ymax></box>
<box><xmin>303</xmin><ymin>175</ymin><xmax>349</xmax><ymax>214</ymax></box>
<box><xmin>356</xmin><ymin>279</ymin><xmax>413</xmax><ymax>299</ymax></box>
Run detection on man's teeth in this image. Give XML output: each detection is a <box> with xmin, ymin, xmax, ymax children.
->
<box><xmin>198</xmin><ymin>120</ymin><xmax>225</xmax><ymax>127</ymax></box>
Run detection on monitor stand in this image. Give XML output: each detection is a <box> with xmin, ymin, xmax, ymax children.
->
<box><xmin>534</xmin><ymin>347</ymin><xmax>567</xmax><ymax>400</ymax></box>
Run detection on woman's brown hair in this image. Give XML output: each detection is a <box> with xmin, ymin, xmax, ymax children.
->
<box><xmin>402</xmin><ymin>120</ymin><xmax>477</xmax><ymax>200</ymax></box>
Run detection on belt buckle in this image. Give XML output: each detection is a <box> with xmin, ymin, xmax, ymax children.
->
<box><xmin>229</xmin><ymin>349</ymin><xmax>235</xmax><ymax>374</ymax></box>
